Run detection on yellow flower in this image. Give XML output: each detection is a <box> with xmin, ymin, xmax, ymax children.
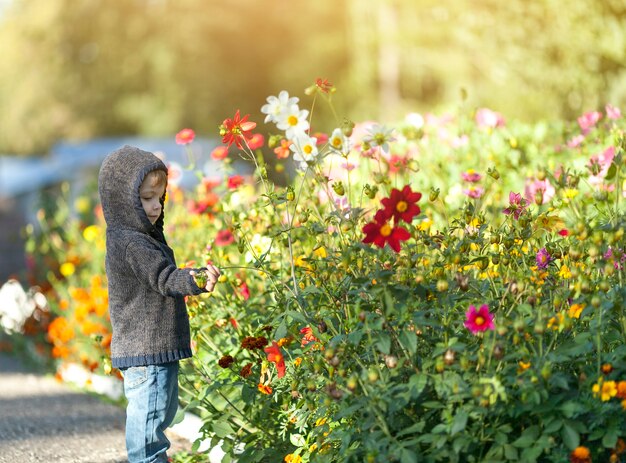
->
<box><xmin>592</xmin><ymin>379</ymin><xmax>617</xmax><ymax>401</ymax></box>
<box><xmin>313</xmin><ymin>246</ymin><xmax>327</xmax><ymax>258</ymax></box>
<box><xmin>315</xmin><ymin>417</ymin><xmax>327</xmax><ymax>427</ymax></box>
<box><xmin>82</xmin><ymin>225</ymin><xmax>100</xmax><ymax>242</ymax></box>
<box><xmin>284</xmin><ymin>454</ymin><xmax>302</xmax><ymax>463</ymax></box>
<box><xmin>418</xmin><ymin>217</ymin><xmax>432</xmax><ymax>231</ymax></box>
<box><xmin>518</xmin><ymin>361</ymin><xmax>531</xmax><ymax>372</ymax></box>
<box><xmin>568</xmin><ymin>303</ymin><xmax>585</xmax><ymax>319</ymax></box>
<box><xmin>59</xmin><ymin>262</ymin><xmax>76</xmax><ymax>277</ymax></box>
<box><xmin>547</xmin><ymin>313</ymin><xmax>565</xmax><ymax>330</ymax></box>
<box><xmin>558</xmin><ymin>264</ymin><xmax>572</xmax><ymax>279</ymax></box>
<box><xmin>293</xmin><ymin>357</ymin><xmax>302</xmax><ymax>367</ymax></box>
<box><xmin>563</xmin><ymin>188</ymin><xmax>579</xmax><ymax>200</ymax></box>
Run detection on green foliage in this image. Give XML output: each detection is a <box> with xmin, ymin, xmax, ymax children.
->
<box><xmin>15</xmin><ymin>84</ymin><xmax>626</xmax><ymax>462</ymax></box>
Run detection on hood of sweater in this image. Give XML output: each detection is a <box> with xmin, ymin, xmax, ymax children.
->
<box><xmin>98</xmin><ymin>145</ymin><xmax>168</xmax><ymax>242</ymax></box>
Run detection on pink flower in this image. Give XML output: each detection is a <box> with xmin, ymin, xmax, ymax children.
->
<box><xmin>605</xmin><ymin>104</ymin><xmax>621</xmax><ymax>120</ymax></box>
<box><xmin>475</xmin><ymin>108</ymin><xmax>505</xmax><ymax>129</ymax></box>
<box><xmin>215</xmin><ymin>229</ymin><xmax>235</xmax><ymax>247</ymax></box>
<box><xmin>577</xmin><ymin>110</ymin><xmax>602</xmax><ymax>134</ymax></box>
<box><xmin>464</xmin><ymin>304</ymin><xmax>495</xmax><ymax>334</ymax></box>
<box><xmin>462</xmin><ymin>170</ymin><xmax>482</xmax><ymax>183</ymax></box>
<box><xmin>247</xmin><ymin>133</ymin><xmax>265</xmax><ymax>150</ymax></box>
<box><xmin>167</xmin><ymin>161</ymin><xmax>183</xmax><ymax>187</ymax></box>
<box><xmin>175</xmin><ymin>128</ymin><xmax>195</xmax><ymax>145</ymax></box>
<box><xmin>463</xmin><ymin>186</ymin><xmax>484</xmax><ymax>199</ymax></box>
<box><xmin>524</xmin><ymin>178</ymin><xmax>555</xmax><ymax>205</ymax></box>
<box><xmin>567</xmin><ymin>134</ymin><xmax>585</xmax><ymax>148</ymax></box>
<box><xmin>588</xmin><ymin>146</ymin><xmax>615</xmax><ymax>185</ymax></box>
<box><xmin>536</xmin><ymin>248</ymin><xmax>551</xmax><ymax>269</ymax></box>
<box><xmin>503</xmin><ymin>192</ymin><xmax>529</xmax><ymax>220</ymax></box>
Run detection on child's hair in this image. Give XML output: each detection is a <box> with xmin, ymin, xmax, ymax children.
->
<box><xmin>144</xmin><ymin>169</ymin><xmax>168</xmax><ymax>191</ymax></box>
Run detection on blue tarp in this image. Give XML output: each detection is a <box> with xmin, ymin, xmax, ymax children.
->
<box><xmin>0</xmin><ymin>137</ymin><xmax>250</xmax><ymax>198</ymax></box>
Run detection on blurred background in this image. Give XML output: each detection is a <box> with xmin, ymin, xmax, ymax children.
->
<box><xmin>0</xmin><ymin>0</ymin><xmax>625</xmax><ymax>280</ymax></box>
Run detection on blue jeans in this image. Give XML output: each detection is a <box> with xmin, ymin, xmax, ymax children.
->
<box><xmin>122</xmin><ymin>362</ymin><xmax>179</xmax><ymax>463</ymax></box>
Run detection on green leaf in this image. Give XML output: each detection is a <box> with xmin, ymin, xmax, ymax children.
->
<box><xmin>212</xmin><ymin>420</ymin><xmax>235</xmax><ymax>438</ymax></box>
<box><xmin>375</xmin><ymin>332</ymin><xmax>391</xmax><ymax>354</ymax></box>
<box><xmin>408</xmin><ymin>373</ymin><xmax>428</xmax><ymax>398</ymax></box>
<box><xmin>602</xmin><ymin>428</ymin><xmax>619</xmax><ymax>449</ymax></box>
<box><xmin>450</xmin><ymin>410</ymin><xmax>468</xmax><ymax>435</ymax></box>
<box><xmin>400</xmin><ymin>448</ymin><xmax>418</xmax><ymax>463</ymax></box>
<box><xmin>400</xmin><ymin>329</ymin><xmax>418</xmax><ymax>354</ymax></box>
<box><xmin>561</xmin><ymin>422</ymin><xmax>579</xmax><ymax>450</ymax></box>
<box><xmin>504</xmin><ymin>444</ymin><xmax>519</xmax><ymax>461</ymax></box>
<box><xmin>605</xmin><ymin>162</ymin><xmax>617</xmax><ymax>180</ymax></box>
<box><xmin>290</xmin><ymin>433</ymin><xmax>306</xmax><ymax>447</ymax></box>
<box><xmin>512</xmin><ymin>426</ymin><xmax>539</xmax><ymax>448</ymax></box>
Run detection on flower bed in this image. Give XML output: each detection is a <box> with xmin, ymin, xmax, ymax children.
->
<box><xmin>10</xmin><ymin>81</ymin><xmax>626</xmax><ymax>462</ymax></box>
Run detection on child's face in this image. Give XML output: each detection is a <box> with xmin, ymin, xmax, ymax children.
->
<box><xmin>139</xmin><ymin>175</ymin><xmax>166</xmax><ymax>225</ymax></box>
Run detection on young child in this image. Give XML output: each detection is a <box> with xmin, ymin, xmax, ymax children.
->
<box><xmin>98</xmin><ymin>145</ymin><xmax>220</xmax><ymax>463</ymax></box>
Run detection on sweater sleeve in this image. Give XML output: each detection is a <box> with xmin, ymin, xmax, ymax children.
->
<box><xmin>125</xmin><ymin>239</ymin><xmax>207</xmax><ymax>297</ymax></box>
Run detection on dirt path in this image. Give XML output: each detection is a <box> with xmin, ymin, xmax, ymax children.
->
<box><xmin>0</xmin><ymin>353</ymin><xmax>191</xmax><ymax>463</ymax></box>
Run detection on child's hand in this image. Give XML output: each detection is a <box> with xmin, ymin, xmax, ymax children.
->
<box><xmin>203</xmin><ymin>264</ymin><xmax>221</xmax><ymax>292</ymax></box>
<box><xmin>190</xmin><ymin>265</ymin><xmax>220</xmax><ymax>292</ymax></box>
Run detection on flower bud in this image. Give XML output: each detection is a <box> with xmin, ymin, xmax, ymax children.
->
<box><xmin>364</xmin><ymin>184</ymin><xmax>378</xmax><ymax>199</ymax></box>
<box><xmin>332</xmin><ymin>181</ymin><xmax>345</xmax><ymax>196</ymax></box>
<box><xmin>487</xmin><ymin>167</ymin><xmax>500</xmax><ymax>180</ymax></box>
<box><xmin>429</xmin><ymin>187</ymin><xmax>440</xmax><ymax>202</ymax></box>
<box><xmin>342</xmin><ymin>120</ymin><xmax>355</xmax><ymax>137</ymax></box>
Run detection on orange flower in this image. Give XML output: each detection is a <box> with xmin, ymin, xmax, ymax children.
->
<box><xmin>258</xmin><ymin>383</ymin><xmax>272</xmax><ymax>395</ymax></box>
<box><xmin>570</xmin><ymin>446</ymin><xmax>591</xmax><ymax>463</ymax></box>
<box><xmin>300</xmin><ymin>326</ymin><xmax>318</xmax><ymax>346</ymax></box>
<box><xmin>274</xmin><ymin>139</ymin><xmax>291</xmax><ymax>159</ymax></box>
<box><xmin>616</xmin><ymin>381</ymin><xmax>626</xmax><ymax>399</ymax></box>
<box><xmin>264</xmin><ymin>341</ymin><xmax>286</xmax><ymax>378</ymax></box>
<box><xmin>48</xmin><ymin>316</ymin><xmax>74</xmax><ymax>344</ymax></box>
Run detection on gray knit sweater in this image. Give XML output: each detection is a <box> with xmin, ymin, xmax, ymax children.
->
<box><xmin>98</xmin><ymin>145</ymin><xmax>206</xmax><ymax>369</ymax></box>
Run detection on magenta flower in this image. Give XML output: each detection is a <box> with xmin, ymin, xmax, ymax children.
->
<box><xmin>463</xmin><ymin>186</ymin><xmax>484</xmax><ymax>199</ymax></box>
<box><xmin>536</xmin><ymin>248</ymin><xmax>551</xmax><ymax>269</ymax></box>
<box><xmin>577</xmin><ymin>110</ymin><xmax>602</xmax><ymax>134</ymax></box>
<box><xmin>462</xmin><ymin>169</ymin><xmax>482</xmax><ymax>183</ymax></box>
<box><xmin>464</xmin><ymin>304</ymin><xmax>495</xmax><ymax>334</ymax></box>
<box><xmin>502</xmin><ymin>192</ymin><xmax>529</xmax><ymax>220</ymax></box>
<box><xmin>605</xmin><ymin>104</ymin><xmax>621</xmax><ymax>120</ymax></box>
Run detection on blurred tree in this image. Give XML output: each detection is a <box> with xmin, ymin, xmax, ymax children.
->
<box><xmin>0</xmin><ymin>0</ymin><xmax>624</xmax><ymax>155</ymax></box>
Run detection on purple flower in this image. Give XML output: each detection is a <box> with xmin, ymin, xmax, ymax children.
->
<box><xmin>536</xmin><ymin>248</ymin><xmax>551</xmax><ymax>269</ymax></box>
<box><xmin>502</xmin><ymin>192</ymin><xmax>529</xmax><ymax>220</ymax></box>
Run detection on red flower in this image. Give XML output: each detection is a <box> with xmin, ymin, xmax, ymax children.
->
<box><xmin>215</xmin><ymin>229</ymin><xmax>235</xmax><ymax>247</ymax></box>
<box><xmin>315</xmin><ymin>78</ymin><xmax>333</xmax><ymax>94</ymax></box>
<box><xmin>175</xmin><ymin>128</ymin><xmax>195</xmax><ymax>145</ymax></box>
<box><xmin>247</xmin><ymin>133</ymin><xmax>265</xmax><ymax>150</ymax></box>
<box><xmin>220</xmin><ymin>110</ymin><xmax>257</xmax><ymax>149</ymax></box>
<box><xmin>558</xmin><ymin>229</ymin><xmax>569</xmax><ymax>237</ymax></box>
<box><xmin>362</xmin><ymin>209</ymin><xmax>411</xmax><ymax>253</ymax></box>
<box><xmin>211</xmin><ymin>145</ymin><xmax>229</xmax><ymax>160</ymax></box>
<box><xmin>237</xmin><ymin>281</ymin><xmax>250</xmax><ymax>301</ymax></box>
<box><xmin>264</xmin><ymin>341</ymin><xmax>286</xmax><ymax>378</ymax></box>
<box><xmin>227</xmin><ymin>175</ymin><xmax>245</xmax><ymax>190</ymax></box>
<box><xmin>380</xmin><ymin>185</ymin><xmax>422</xmax><ymax>223</ymax></box>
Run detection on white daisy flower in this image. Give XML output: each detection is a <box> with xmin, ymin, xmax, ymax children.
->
<box><xmin>260</xmin><ymin>90</ymin><xmax>299</xmax><ymax>124</ymax></box>
<box><xmin>328</xmin><ymin>128</ymin><xmax>349</xmax><ymax>153</ymax></box>
<box><xmin>276</xmin><ymin>107</ymin><xmax>310</xmax><ymax>140</ymax></box>
<box><xmin>290</xmin><ymin>133</ymin><xmax>318</xmax><ymax>171</ymax></box>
